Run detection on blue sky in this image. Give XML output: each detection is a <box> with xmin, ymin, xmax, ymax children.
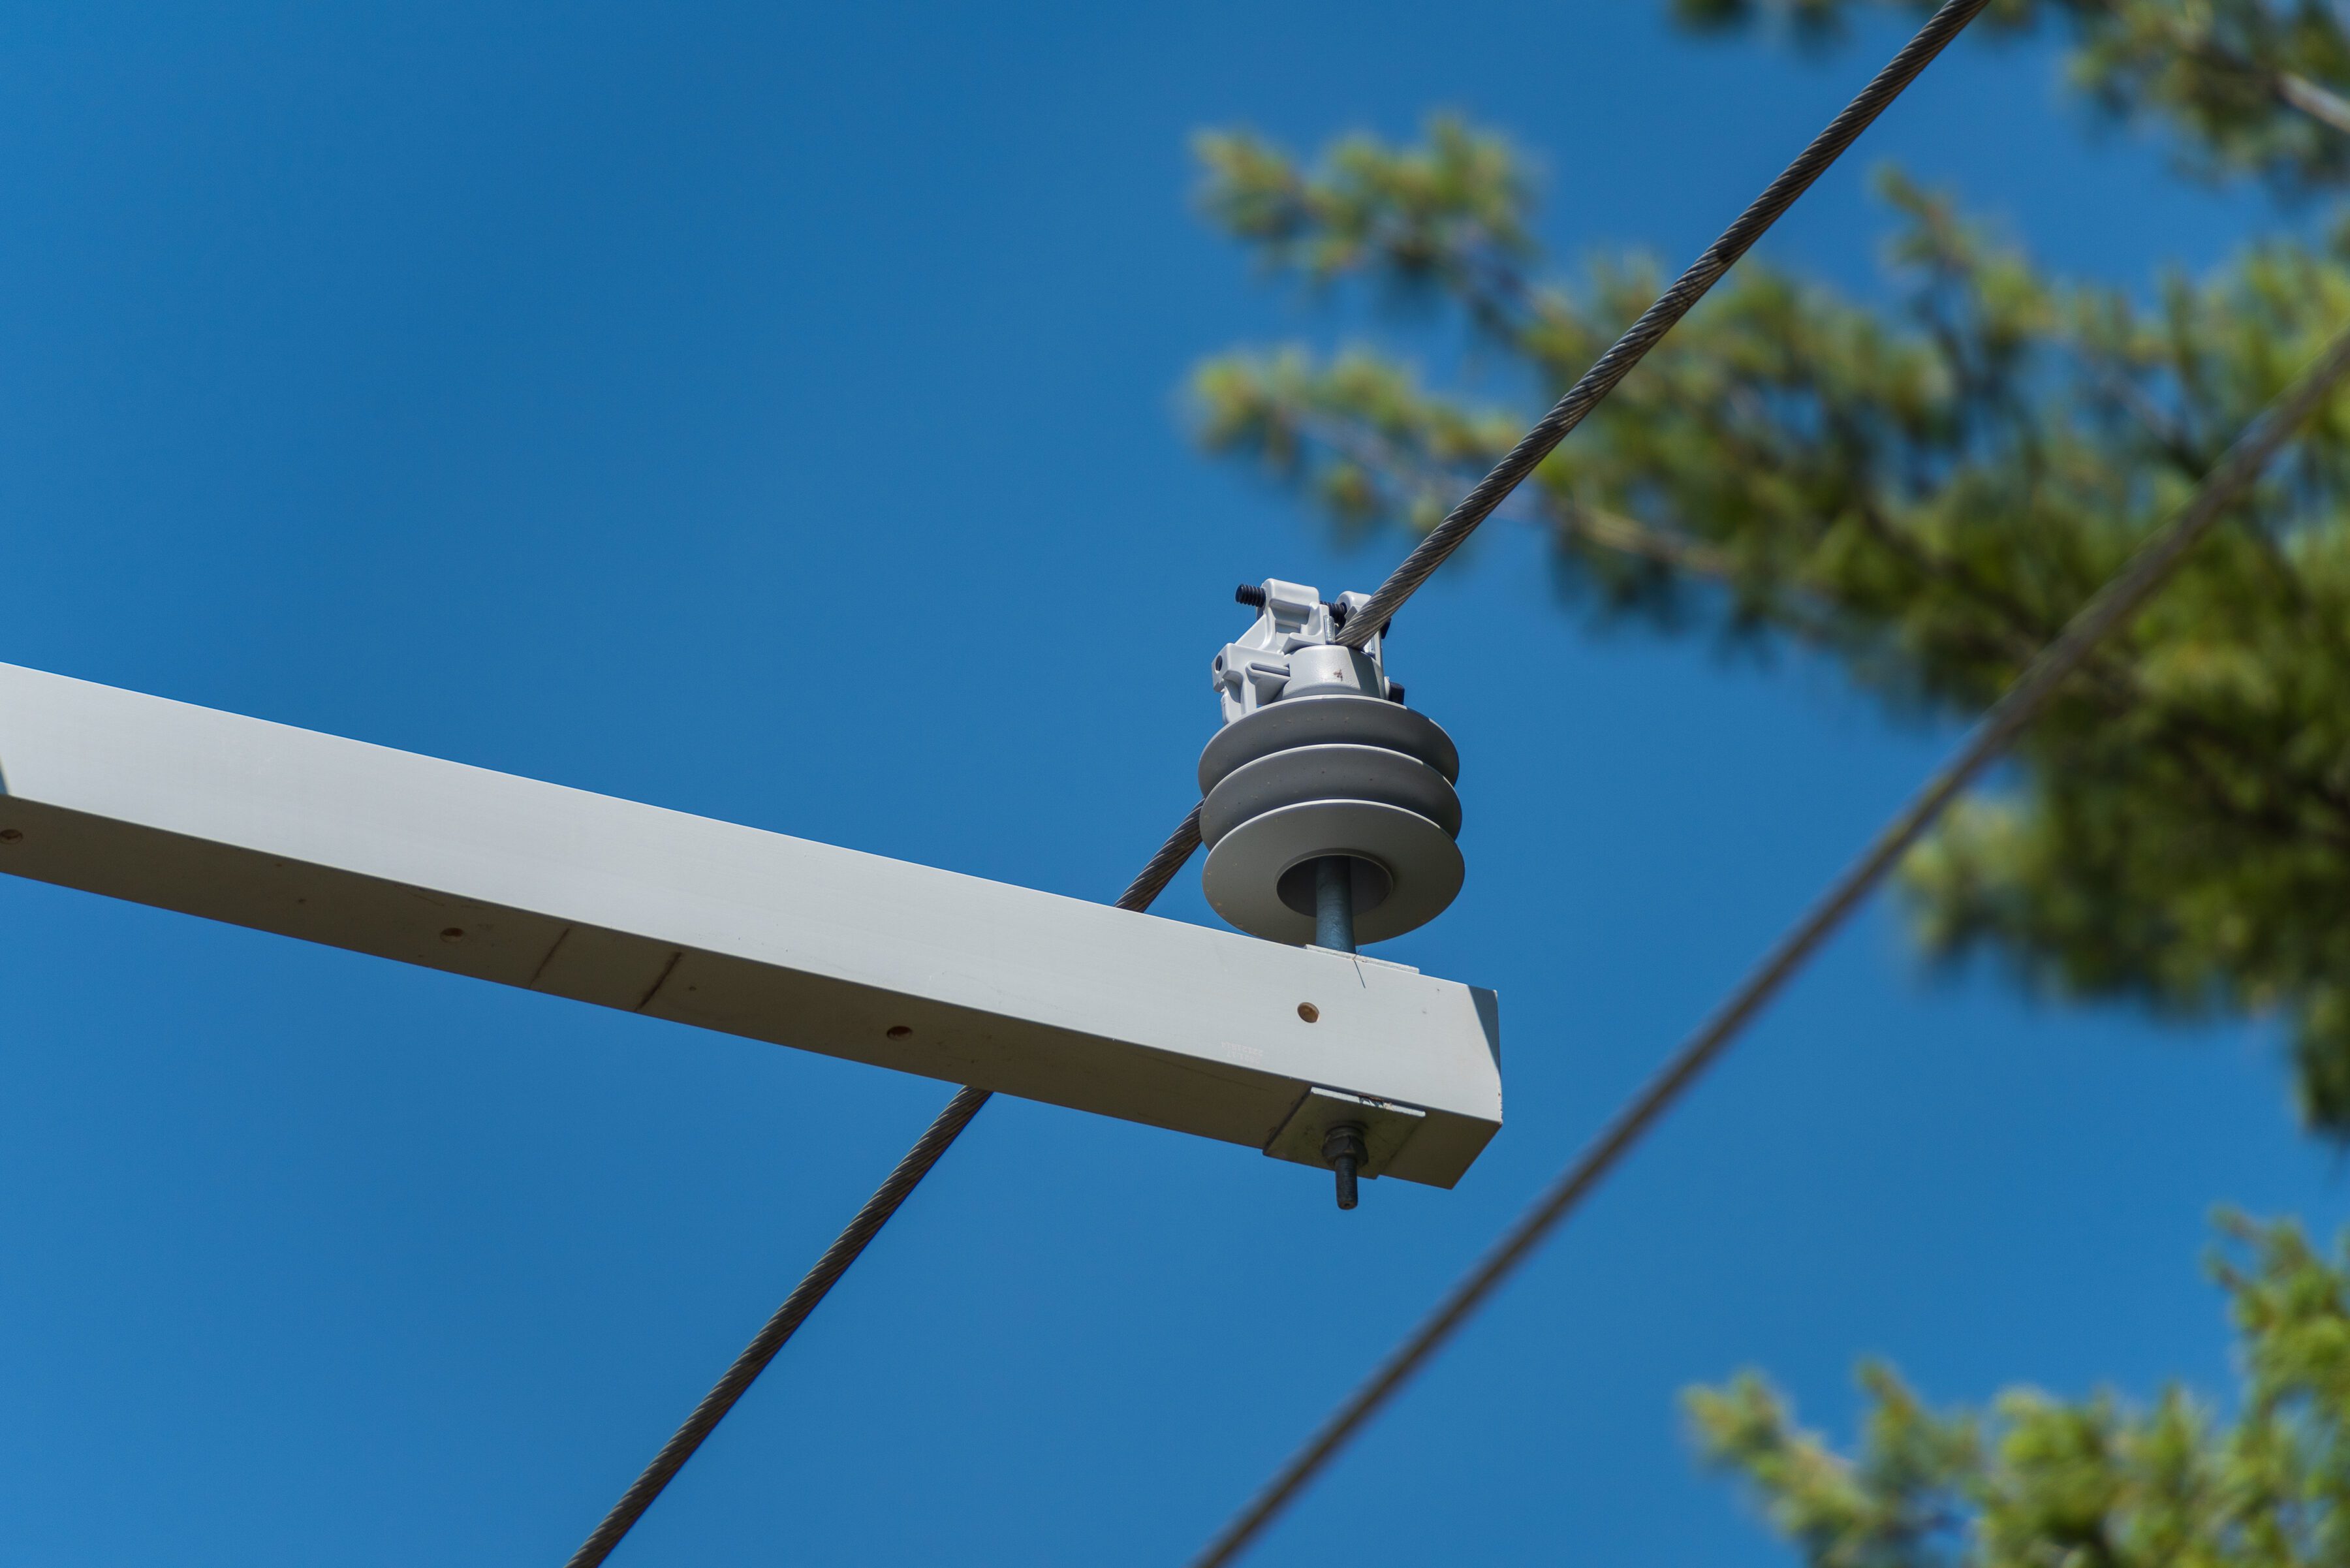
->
<box><xmin>0</xmin><ymin>3</ymin><xmax>2334</xmax><ymax>1564</ymax></box>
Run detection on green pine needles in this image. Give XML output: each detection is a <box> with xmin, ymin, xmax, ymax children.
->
<box><xmin>1690</xmin><ymin>1215</ymin><xmax>2350</xmax><ymax>1568</ymax></box>
<box><xmin>1189</xmin><ymin>10</ymin><xmax>2350</xmax><ymax>1560</ymax></box>
<box><xmin>1189</xmin><ymin>8</ymin><xmax>2350</xmax><ymax>1135</ymax></box>
<box><xmin>1678</xmin><ymin>1</ymin><xmax>2350</xmax><ymax>192</ymax></box>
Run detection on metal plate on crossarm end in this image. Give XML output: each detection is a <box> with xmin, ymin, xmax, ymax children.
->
<box><xmin>1264</xmin><ymin>1087</ymin><xmax>1426</xmax><ymax>1179</ymax></box>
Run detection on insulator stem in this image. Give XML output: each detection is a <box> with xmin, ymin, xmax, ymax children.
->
<box><xmin>1313</xmin><ymin>857</ymin><xmax>1355</xmax><ymax>954</ymax></box>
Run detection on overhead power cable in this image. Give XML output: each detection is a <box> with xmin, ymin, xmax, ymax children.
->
<box><xmin>563</xmin><ymin>809</ymin><xmax>1204</xmax><ymax>1568</ymax></box>
<box><xmin>565</xmin><ymin>0</ymin><xmax>1989</xmax><ymax>1554</ymax></box>
<box><xmin>1187</xmin><ymin>321</ymin><xmax>2350</xmax><ymax>1568</ymax></box>
<box><xmin>1336</xmin><ymin>0</ymin><xmax>1996</xmax><ymax>649</ymax></box>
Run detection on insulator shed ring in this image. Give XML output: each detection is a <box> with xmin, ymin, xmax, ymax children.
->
<box><xmin>1198</xmin><ymin>694</ymin><xmax>1464</xmax><ymax>946</ymax></box>
<box><xmin>1202</xmin><ymin>800</ymin><xmax>1464</xmax><ymax>945</ymax></box>
<box><xmin>1198</xmin><ymin>695</ymin><xmax>1459</xmax><ymax>794</ymax></box>
<box><xmin>1199</xmin><ymin>743</ymin><xmax>1463</xmax><ymax>844</ymax></box>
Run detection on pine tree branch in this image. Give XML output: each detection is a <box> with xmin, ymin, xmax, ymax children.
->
<box><xmin>2276</xmin><ymin>70</ymin><xmax>2350</xmax><ymax>136</ymax></box>
<box><xmin>1294</xmin><ymin>392</ymin><xmax>2350</xmax><ymax>859</ymax></box>
<box><xmin>1859</xmin><ymin>492</ymin><xmax>2350</xmax><ymax>849</ymax></box>
<box><xmin>2088</xmin><ymin>0</ymin><xmax>2350</xmax><ymax>141</ymax></box>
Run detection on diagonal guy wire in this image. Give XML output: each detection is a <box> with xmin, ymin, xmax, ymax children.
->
<box><xmin>562</xmin><ymin>809</ymin><xmax>1204</xmax><ymax>1568</ymax></box>
<box><xmin>1336</xmin><ymin>0</ymin><xmax>1994</xmax><ymax>649</ymax></box>
<box><xmin>566</xmin><ymin>0</ymin><xmax>1999</xmax><ymax>1558</ymax></box>
<box><xmin>1188</xmin><ymin>321</ymin><xmax>2350</xmax><ymax>1568</ymax></box>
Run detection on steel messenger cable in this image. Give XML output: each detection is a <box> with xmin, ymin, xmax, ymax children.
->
<box><xmin>562</xmin><ymin>3</ymin><xmax>1992</xmax><ymax>1561</ymax></box>
<box><xmin>560</xmin><ymin>813</ymin><xmax>1202</xmax><ymax>1568</ymax></box>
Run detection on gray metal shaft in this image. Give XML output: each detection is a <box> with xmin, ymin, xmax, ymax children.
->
<box><xmin>1313</xmin><ymin>856</ymin><xmax>1355</xmax><ymax>954</ymax></box>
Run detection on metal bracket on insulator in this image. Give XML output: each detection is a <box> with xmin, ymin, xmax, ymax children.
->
<box><xmin>1204</xmin><ymin>578</ymin><xmax>1468</xmax><ymax>1209</ymax></box>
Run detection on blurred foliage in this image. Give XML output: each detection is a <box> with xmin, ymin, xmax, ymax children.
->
<box><xmin>1189</xmin><ymin>17</ymin><xmax>2350</xmax><ymax>1562</ymax></box>
<box><xmin>1185</xmin><ymin>4</ymin><xmax>2350</xmax><ymax>1129</ymax></box>
<box><xmin>1689</xmin><ymin>1215</ymin><xmax>2350</xmax><ymax>1568</ymax></box>
<box><xmin>1674</xmin><ymin>0</ymin><xmax>2350</xmax><ymax>193</ymax></box>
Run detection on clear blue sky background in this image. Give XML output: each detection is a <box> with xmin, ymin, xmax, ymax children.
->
<box><xmin>0</xmin><ymin>3</ymin><xmax>2335</xmax><ymax>1564</ymax></box>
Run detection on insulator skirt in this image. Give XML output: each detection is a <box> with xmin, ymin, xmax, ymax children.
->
<box><xmin>1197</xmin><ymin>695</ymin><xmax>1464</xmax><ymax>946</ymax></box>
<box><xmin>1198</xmin><ymin>695</ymin><xmax>1459</xmax><ymax>794</ymax></box>
<box><xmin>1200</xmin><ymin>743</ymin><xmax>1461</xmax><ymax>847</ymax></box>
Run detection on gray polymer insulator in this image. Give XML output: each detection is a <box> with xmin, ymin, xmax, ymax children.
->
<box><xmin>1198</xmin><ymin>578</ymin><xmax>1464</xmax><ymax>945</ymax></box>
